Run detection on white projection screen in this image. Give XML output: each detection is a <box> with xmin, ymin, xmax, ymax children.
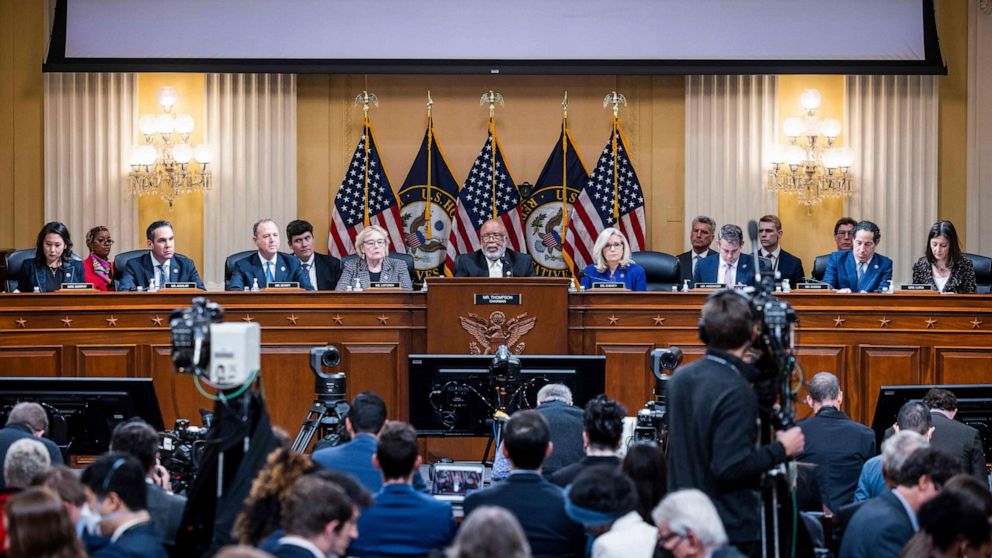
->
<box><xmin>46</xmin><ymin>0</ymin><xmax>946</xmax><ymax>75</ymax></box>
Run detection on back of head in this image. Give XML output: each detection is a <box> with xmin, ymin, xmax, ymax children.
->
<box><xmin>282</xmin><ymin>475</ymin><xmax>353</xmax><ymax>538</ymax></box>
<box><xmin>375</xmin><ymin>421</ymin><xmax>419</xmax><ymax>480</ymax></box>
<box><xmin>235</xmin><ymin>447</ymin><xmax>316</xmax><ymax>545</ymax></box>
<box><xmin>33</xmin><ymin>465</ymin><xmax>86</xmax><ymax>507</ymax></box>
<box><xmin>449</xmin><ymin>505</ymin><xmax>530</xmax><ymax>558</ymax></box>
<box><xmin>922</xmin><ymin>388</ymin><xmax>957</xmax><ymax>412</ymax></box>
<box><xmin>4</xmin><ymin>486</ymin><xmax>84</xmax><ymax>558</ymax></box>
<box><xmin>567</xmin><ymin>465</ymin><xmax>636</xmax><ymax>522</ymax></box>
<box><xmin>881</xmin><ymin>430</ymin><xmax>928</xmax><ymax>480</ymax></box>
<box><xmin>918</xmin><ymin>489</ymin><xmax>992</xmax><ymax>553</ymax></box>
<box><xmin>583</xmin><ymin>395</ymin><xmax>627</xmax><ymax>450</ymax></box>
<box><xmin>652</xmin><ymin>489</ymin><xmax>728</xmax><ymax>550</ymax></box>
<box><xmin>503</xmin><ymin>410</ymin><xmax>550</xmax><ymax>470</ymax></box>
<box><xmin>622</xmin><ymin>442</ymin><xmax>667</xmax><ymax>522</ymax></box>
<box><xmin>80</xmin><ymin>453</ymin><xmax>147</xmax><ymax>512</ymax></box>
<box><xmin>7</xmin><ymin>401</ymin><xmax>48</xmax><ymax>432</ymax></box>
<box><xmin>806</xmin><ymin>372</ymin><xmax>841</xmax><ymax>403</ymax></box>
<box><xmin>893</xmin><ymin>447</ymin><xmax>960</xmax><ymax>489</ymax></box>
<box><xmin>348</xmin><ymin>391</ymin><xmax>387</xmax><ymax>434</ymax></box>
<box><xmin>536</xmin><ymin>383</ymin><xmax>572</xmax><ymax>405</ymax></box>
<box><xmin>216</xmin><ymin>545</ymin><xmax>277</xmax><ymax>558</ymax></box>
<box><xmin>942</xmin><ymin>474</ymin><xmax>992</xmax><ymax>517</ymax></box>
<box><xmin>110</xmin><ymin>419</ymin><xmax>159</xmax><ymax>473</ymax></box>
<box><xmin>4</xmin><ymin>438</ymin><xmax>51</xmax><ymax>488</ymax></box>
<box><xmin>308</xmin><ymin>469</ymin><xmax>373</xmax><ymax>509</ymax></box>
<box><xmin>700</xmin><ymin>290</ymin><xmax>754</xmax><ymax>350</ymax></box>
<box><xmin>896</xmin><ymin>401</ymin><xmax>932</xmax><ymax>435</ymax></box>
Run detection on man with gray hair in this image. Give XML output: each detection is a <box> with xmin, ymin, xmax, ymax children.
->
<box><xmin>4</xmin><ymin>437</ymin><xmax>51</xmax><ymax>488</ymax></box>
<box><xmin>677</xmin><ymin>216</ymin><xmax>717</xmax><ymax>284</ymax></box>
<box><xmin>855</xmin><ymin>401</ymin><xmax>933</xmax><ymax>501</ymax></box>
<box><xmin>653</xmin><ymin>489</ymin><xmax>746</xmax><ymax>558</ymax></box>
<box><xmin>798</xmin><ymin>371</ymin><xmax>875</xmax><ymax>512</ymax></box>
<box><xmin>0</xmin><ymin>401</ymin><xmax>63</xmax><ymax>489</ymax></box>
<box><xmin>692</xmin><ymin>223</ymin><xmax>767</xmax><ymax>288</ymax></box>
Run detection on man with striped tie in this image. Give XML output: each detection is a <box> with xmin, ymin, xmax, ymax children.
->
<box><xmin>822</xmin><ymin>220</ymin><xmax>893</xmax><ymax>293</ymax></box>
<box><xmin>118</xmin><ymin>220</ymin><xmax>204</xmax><ymax>291</ymax></box>
<box><xmin>228</xmin><ymin>218</ymin><xmax>314</xmax><ymax>291</ymax></box>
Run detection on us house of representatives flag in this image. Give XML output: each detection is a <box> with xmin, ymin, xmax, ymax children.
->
<box><xmin>563</xmin><ymin>119</ymin><xmax>646</xmax><ymax>274</ymax></box>
<box><xmin>328</xmin><ymin>119</ymin><xmax>406</xmax><ymax>258</ymax></box>
<box><xmin>524</xmin><ymin>123</ymin><xmax>589</xmax><ymax>278</ymax></box>
<box><xmin>398</xmin><ymin>118</ymin><xmax>460</xmax><ymax>286</ymax></box>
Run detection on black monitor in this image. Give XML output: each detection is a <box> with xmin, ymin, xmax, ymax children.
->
<box><xmin>0</xmin><ymin>377</ymin><xmax>164</xmax><ymax>457</ymax></box>
<box><xmin>408</xmin><ymin>354</ymin><xmax>606</xmax><ymax>436</ymax></box>
<box><xmin>871</xmin><ymin>384</ymin><xmax>992</xmax><ymax>457</ymax></box>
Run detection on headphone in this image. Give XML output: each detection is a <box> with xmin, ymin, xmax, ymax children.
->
<box><xmin>697</xmin><ymin>288</ymin><xmax>754</xmax><ymax>345</ymax></box>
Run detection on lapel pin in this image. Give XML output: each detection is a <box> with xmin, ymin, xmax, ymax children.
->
<box><xmin>874</xmin><ymin>264</ymin><xmax>879</xmax><ymax>269</ymax></box>
<box><xmin>281</xmin><ymin>266</ymin><xmax>286</xmax><ymax>272</ymax></box>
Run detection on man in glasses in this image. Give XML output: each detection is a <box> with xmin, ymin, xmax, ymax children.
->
<box><xmin>833</xmin><ymin>217</ymin><xmax>858</xmax><ymax>251</ymax></box>
<box><xmin>228</xmin><ymin>218</ymin><xmax>314</xmax><ymax>291</ymax></box>
<box><xmin>453</xmin><ymin>219</ymin><xmax>534</xmax><ymax>278</ymax></box>
<box><xmin>118</xmin><ymin>220</ymin><xmax>205</xmax><ymax>291</ymax></box>
<box><xmin>652</xmin><ymin>489</ymin><xmax>745</xmax><ymax>558</ymax></box>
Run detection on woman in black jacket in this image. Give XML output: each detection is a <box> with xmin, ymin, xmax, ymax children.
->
<box><xmin>17</xmin><ymin>221</ymin><xmax>85</xmax><ymax>292</ymax></box>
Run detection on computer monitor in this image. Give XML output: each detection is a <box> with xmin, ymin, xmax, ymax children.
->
<box><xmin>408</xmin><ymin>354</ymin><xmax>606</xmax><ymax>436</ymax></box>
<box><xmin>871</xmin><ymin>384</ymin><xmax>992</xmax><ymax>457</ymax></box>
<box><xmin>0</xmin><ymin>377</ymin><xmax>164</xmax><ymax>457</ymax></box>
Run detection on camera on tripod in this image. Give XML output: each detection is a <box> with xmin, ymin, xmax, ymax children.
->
<box><xmin>291</xmin><ymin>346</ymin><xmax>351</xmax><ymax>453</ymax></box>
<box><xmin>633</xmin><ymin>346</ymin><xmax>683</xmax><ymax>443</ymax></box>
<box><xmin>170</xmin><ymin>297</ymin><xmax>260</xmax><ymax>390</ymax></box>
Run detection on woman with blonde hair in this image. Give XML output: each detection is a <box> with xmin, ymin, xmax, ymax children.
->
<box><xmin>579</xmin><ymin>227</ymin><xmax>647</xmax><ymax>291</ymax></box>
<box><xmin>335</xmin><ymin>225</ymin><xmax>412</xmax><ymax>290</ymax></box>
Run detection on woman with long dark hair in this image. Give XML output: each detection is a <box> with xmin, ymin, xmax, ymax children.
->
<box><xmin>17</xmin><ymin>221</ymin><xmax>85</xmax><ymax>292</ymax></box>
<box><xmin>911</xmin><ymin>220</ymin><xmax>976</xmax><ymax>293</ymax></box>
<box><xmin>82</xmin><ymin>225</ymin><xmax>115</xmax><ymax>291</ymax></box>
<box><xmin>4</xmin><ymin>486</ymin><xmax>86</xmax><ymax>558</ymax></box>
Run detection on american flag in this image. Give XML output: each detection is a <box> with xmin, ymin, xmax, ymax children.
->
<box><xmin>563</xmin><ymin>120</ymin><xmax>646</xmax><ymax>273</ymax></box>
<box><xmin>444</xmin><ymin>122</ymin><xmax>526</xmax><ymax>274</ymax></box>
<box><xmin>328</xmin><ymin>120</ymin><xmax>405</xmax><ymax>257</ymax></box>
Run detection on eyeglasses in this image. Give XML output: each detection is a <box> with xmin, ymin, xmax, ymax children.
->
<box><xmin>95</xmin><ymin>239</ymin><xmax>115</xmax><ymax>245</ymax></box>
<box><xmin>481</xmin><ymin>233</ymin><xmax>505</xmax><ymax>241</ymax></box>
<box><xmin>604</xmin><ymin>242</ymin><xmax>624</xmax><ymax>250</ymax></box>
<box><xmin>362</xmin><ymin>239</ymin><xmax>386</xmax><ymax>247</ymax></box>
<box><xmin>658</xmin><ymin>531</ymin><xmax>685</xmax><ymax>547</ymax></box>
<box><xmin>835</xmin><ymin>231</ymin><xmax>854</xmax><ymax>238</ymax></box>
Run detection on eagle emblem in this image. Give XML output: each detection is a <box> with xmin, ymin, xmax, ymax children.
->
<box><xmin>459</xmin><ymin>311</ymin><xmax>537</xmax><ymax>355</ymax></box>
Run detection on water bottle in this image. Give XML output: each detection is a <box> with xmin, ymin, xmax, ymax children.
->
<box><xmin>568</xmin><ymin>279</ymin><xmax>577</xmax><ymax>293</ymax></box>
<box><xmin>352</xmin><ymin>277</ymin><xmax>363</xmax><ymax>292</ymax></box>
<box><xmin>681</xmin><ymin>279</ymin><xmax>690</xmax><ymax>292</ymax></box>
<box><xmin>782</xmin><ymin>278</ymin><xmax>792</xmax><ymax>293</ymax></box>
<box><xmin>671</xmin><ymin>284</ymin><xmax>678</xmax><ymax>292</ymax></box>
<box><xmin>250</xmin><ymin>278</ymin><xmax>260</xmax><ymax>292</ymax></box>
<box><xmin>32</xmin><ymin>286</ymin><xmax>39</xmax><ymax>293</ymax></box>
<box><xmin>420</xmin><ymin>279</ymin><xmax>428</xmax><ymax>292</ymax></box>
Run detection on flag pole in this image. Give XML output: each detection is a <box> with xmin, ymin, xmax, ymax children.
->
<box><xmin>355</xmin><ymin>90</ymin><xmax>379</xmax><ymax>227</ymax></box>
<box><xmin>560</xmin><ymin>91</ymin><xmax>570</xmax><ymax>240</ymax></box>
<box><xmin>603</xmin><ymin>91</ymin><xmax>627</xmax><ymax>225</ymax></box>
<box><xmin>425</xmin><ymin>91</ymin><xmax>434</xmax><ymax>241</ymax></box>
<box><xmin>480</xmin><ymin>90</ymin><xmax>504</xmax><ymax>220</ymax></box>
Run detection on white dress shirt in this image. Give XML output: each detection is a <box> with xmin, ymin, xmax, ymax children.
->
<box><xmin>691</xmin><ymin>250</ymin><xmax>709</xmax><ymax>275</ymax></box>
<box><xmin>300</xmin><ymin>254</ymin><xmax>317</xmax><ymax>288</ymax></box>
<box><xmin>720</xmin><ymin>259</ymin><xmax>737</xmax><ymax>286</ymax></box>
<box><xmin>591</xmin><ymin>511</ymin><xmax>658</xmax><ymax>558</ymax></box>
<box><xmin>487</xmin><ymin>257</ymin><xmax>504</xmax><ymax>278</ymax></box>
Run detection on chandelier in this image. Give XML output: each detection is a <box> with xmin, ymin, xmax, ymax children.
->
<box><xmin>767</xmin><ymin>88</ymin><xmax>854</xmax><ymax>208</ymax></box>
<box><xmin>128</xmin><ymin>86</ymin><xmax>213</xmax><ymax>208</ymax></box>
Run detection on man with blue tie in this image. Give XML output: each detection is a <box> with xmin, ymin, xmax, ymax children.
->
<box><xmin>692</xmin><ymin>224</ymin><xmax>767</xmax><ymax>288</ymax></box>
<box><xmin>118</xmin><ymin>220</ymin><xmax>205</xmax><ymax>291</ymax></box>
<box><xmin>822</xmin><ymin>220</ymin><xmax>893</xmax><ymax>293</ymax></box>
<box><xmin>228</xmin><ymin>218</ymin><xmax>314</xmax><ymax>291</ymax></box>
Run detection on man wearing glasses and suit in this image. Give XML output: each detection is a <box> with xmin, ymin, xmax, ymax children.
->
<box><xmin>453</xmin><ymin>219</ymin><xmax>534</xmax><ymax>278</ymax></box>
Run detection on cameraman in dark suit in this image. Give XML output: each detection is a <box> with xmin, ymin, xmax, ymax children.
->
<box><xmin>454</xmin><ymin>219</ymin><xmax>534</xmax><ymax>278</ymax></box>
<box><xmin>667</xmin><ymin>290</ymin><xmax>805</xmax><ymax>556</ymax></box>
<box><xmin>286</xmin><ymin>219</ymin><xmax>341</xmax><ymax>291</ymax></box>
<box><xmin>922</xmin><ymin>388</ymin><xmax>989</xmax><ymax>486</ymax></box>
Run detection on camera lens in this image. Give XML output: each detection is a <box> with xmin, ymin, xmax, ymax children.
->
<box><xmin>320</xmin><ymin>346</ymin><xmax>341</xmax><ymax>368</ymax></box>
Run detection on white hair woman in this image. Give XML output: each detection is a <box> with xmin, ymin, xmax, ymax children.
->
<box><xmin>579</xmin><ymin>227</ymin><xmax>647</xmax><ymax>291</ymax></box>
<box><xmin>335</xmin><ymin>225</ymin><xmax>412</xmax><ymax>290</ymax></box>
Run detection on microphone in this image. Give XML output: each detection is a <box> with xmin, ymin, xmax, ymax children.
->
<box><xmin>747</xmin><ymin>220</ymin><xmax>761</xmax><ymax>286</ymax></box>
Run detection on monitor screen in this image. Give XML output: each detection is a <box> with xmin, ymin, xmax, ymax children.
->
<box><xmin>871</xmin><ymin>384</ymin><xmax>992</xmax><ymax>457</ymax></box>
<box><xmin>408</xmin><ymin>354</ymin><xmax>605</xmax><ymax>436</ymax></box>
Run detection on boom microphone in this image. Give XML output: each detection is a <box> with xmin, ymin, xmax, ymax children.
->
<box><xmin>748</xmin><ymin>219</ymin><xmax>762</xmax><ymax>285</ymax></box>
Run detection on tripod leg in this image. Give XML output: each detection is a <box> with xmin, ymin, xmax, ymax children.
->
<box><xmin>292</xmin><ymin>406</ymin><xmax>327</xmax><ymax>454</ymax></box>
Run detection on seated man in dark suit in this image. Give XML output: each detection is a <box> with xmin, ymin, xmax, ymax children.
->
<box><xmin>692</xmin><ymin>224</ymin><xmax>768</xmax><ymax>288</ymax></box>
<box><xmin>922</xmin><ymin>388</ymin><xmax>989</xmax><ymax>486</ymax></box>
<box><xmin>797</xmin><ymin>372</ymin><xmax>875</xmax><ymax>513</ymax></box>
<box><xmin>286</xmin><ymin>219</ymin><xmax>342</xmax><ymax>291</ymax></box>
<box><xmin>677</xmin><ymin>215</ymin><xmax>717</xmax><ymax>286</ymax></box>
<box><xmin>109</xmin><ymin>420</ymin><xmax>187</xmax><ymax>549</ymax></box>
<box><xmin>839</xmin><ymin>447</ymin><xmax>959</xmax><ymax>558</ymax></box>
<box><xmin>80</xmin><ymin>453</ymin><xmax>168</xmax><ymax>558</ymax></box>
<box><xmin>272</xmin><ymin>475</ymin><xmax>357</xmax><ymax>558</ymax></box>
<box><xmin>822</xmin><ymin>220</ymin><xmax>893</xmax><ymax>293</ymax></box>
<box><xmin>551</xmin><ymin>394</ymin><xmax>626</xmax><ymax>487</ymax></box>
<box><xmin>454</xmin><ymin>219</ymin><xmax>534</xmax><ymax>277</ymax></box>
<box><xmin>464</xmin><ymin>410</ymin><xmax>585</xmax><ymax>558</ymax></box>
<box><xmin>0</xmin><ymin>402</ymin><xmax>64</xmax><ymax>489</ymax></box>
<box><xmin>227</xmin><ymin>218</ymin><xmax>314</xmax><ymax>291</ymax></box>
<box><xmin>118</xmin><ymin>220</ymin><xmax>204</xmax><ymax>291</ymax></box>
<box><xmin>311</xmin><ymin>392</ymin><xmax>427</xmax><ymax>493</ymax></box>
<box><xmin>758</xmin><ymin>214</ymin><xmax>805</xmax><ymax>287</ymax></box>
<box><xmin>349</xmin><ymin>422</ymin><xmax>456</xmax><ymax>556</ymax></box>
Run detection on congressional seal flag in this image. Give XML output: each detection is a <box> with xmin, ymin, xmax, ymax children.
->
<box><xmin>398</xmin><ymin>94</ymin><xmax>460</xmax><ymax>285</ymax></box>
<box><xmin>444</xmin><ymin>91</ymin><xmax>526</xmax><ymax>275</ymax></box>
<box><xmin>524</xmin><ymin>93</ymin><xmax>589</xmax><ymax>278</ymax></box>
<box><xmin>563</xmin><ymin>92</ymin><xmax>646</xmax><ymax>274</ymax></box>
<box><xmin>328</xmin><ymin>91</ymin><xmax>405</xmax><ymax>258</ymax></box>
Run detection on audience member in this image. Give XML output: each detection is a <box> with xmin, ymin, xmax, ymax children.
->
<box><xmin>235</xmin><ymin>448</ymin><xmax>317</xmax><ymax>547</ymax></box>
<box><xmin>216</xmin><ymin>546</ymin><xmax>276</xmax><ymax>558</ymax></box>
<box><xmin>464</xmin><ymin>410</ymin><xmax>584</xmax><ymax>558</ymax></box>
<box><xmin>922</xmin><ymin>388</ymin><xmax>989</xmax><ymax>485</ymax></box>
<box><xmin>551</xmin><ymin>395</ymin><xmax>626</xmax><ymax>487</ymax></box>
<box><xmin>900</xmin><ymin>489</ymin><xmax>992</xmax><ymax>558</ymax></box>
<box><xmin>448</xmin><ymin>506</ymin><xmax>531</xmax><ymax>558</ymax></box>
<box><xmin>4</xmin><ymin>486</ymin><xmax>86</xmax><ymax>558</ymax></box>
<box><xmin>942</xmin><ymin>474</ymin><xmax>992</xmax><ymax>517</ymax></box>
<box><xmin>80</xmin><ymin>453</ymin><xmax>167</xmax><ymax>558</ymax></box>
<box><xmin>566</xmin><ymin>465</ymin><xmax>656</xmax><ymax>558</ymax></box>
<box><xmin>840</xmin><ymin>447</ymin><xmax>960</xmax><ymax>558</ymax></box>
<box><xmin>677</xmin><ymin>216</ymin><xmax>717</xmax><ymax>285</ymax></box>
<box><xmin>855</xmin><ymin>401</ymin><xmax>933</xmax><ymax>501</ymax></box>
<box><xmin>4</xmin><ymin>437</ymin><xmax>51</xmax><ymax>489</ymax></box>
<box><xmin>899</xmin><ymin>474</ymin><xmax>992</xmax><ymax>557</ymax></box>
<box><xmin>34</xmin><ymin>465</ymin><xmax>89</xmax><ymax>538</ymax></box>
<box><xmin>798</xmin><ymin>371</ymin><xmax>875</xmax><ymax>512</ymax></box>
<box><xmin>0</xmin><ymin>401</ymin><xmax>64</xmax><ymax>489</ymax></box>
<box><xmin>652</xmin><ymin>489</ymin><xmax>746</xmax><ymax>558</ymax></box>
<box><xmin>109</xmin><ymin>419</ymin><xmax>187</xmax><ymax>547</ymax></box>
<box><xmin>272</xmin><ymin>475</ymin><xmax>357</xmax><ymax>558</ymax></box>
<box><xmin>621</xmin><ymin>442</ymin><xmax>667</xmax><ymax>524</ymax></box>
<box><xmin>349</xmin><ymin>421</ymin><xmax>456</xmax><ymax>556</ymax></box>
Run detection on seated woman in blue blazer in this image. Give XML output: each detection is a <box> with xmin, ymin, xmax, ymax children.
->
<box><xmin>17</xmin><ymin>221</ymin><xmax>85</xmax><ymax>292</ymax></box>
<box><xmin>335</xmin><ymin>224</ymin><xmax>412</xmax><ymax>290</ymax></box>
<box><xmin>579</xmin><ymin>227</ymin><xmax>647</xmax><ymax>291</ymax></box>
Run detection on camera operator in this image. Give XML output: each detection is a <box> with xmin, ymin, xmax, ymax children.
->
<box><xmin>666</xmin><ymin>289</ymin><xmax>805</xmax><ymax>557</ymax></box>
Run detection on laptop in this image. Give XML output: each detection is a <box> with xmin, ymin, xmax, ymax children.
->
<box><xmin>431</xmin><ymin>463</ymin><xmax>486</xmax><ymax>504</ymax></box>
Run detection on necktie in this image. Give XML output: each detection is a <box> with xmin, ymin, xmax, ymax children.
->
<box><xmin>301</xmin><ymin>263</ymin><xmax>311</xmax><ymax>275</ymax></box>
<box><xmin>857</xmin><ymin>262</ymin><xmax>865</xmax><ymax>285</ymax></box>
<box><xmin>157</xmin><ymin>264</ymin><xmax>166</xmax><ymax>286</ymax></box>
<box><xmin>693</xmin><ymin>255</ymin><xmax>701</xmax><ymax>274</ymax></box>
<box><xmin>266</xmin><ymin>261</ymin><xmax>275</xmax><ymax>283</ymax></box>
<box><xmin>721</xmin><ymin>263</ymin><xmax>730</xmax><ymax>285</ymax></box>
<box><xmin>764</xmin><ymin>252</ymin><xmax>777</xmax><ymax>271</ymax></box>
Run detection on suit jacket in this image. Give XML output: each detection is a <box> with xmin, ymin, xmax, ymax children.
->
<box><xmin>928</xmin><ymin>410</ymin><xmax>988</xmax><ymax>484</ymax></box>
<box><xmin>310</xmin><ymin>252</ymin><xmax>343</xmax><ymax>291</ymax></box>
<box><xmin>349</xmin><ymin>483</ymin><xmax>456</xmax><ymax>557</ymax></box>
<box><xmin>91</xmin><ymin>521</ymin><xmax>169</xmax><ymax>558</ymax></box>
<box><xmin>691</xmin><ymin>253</ymin><xmax>768</xmax><ymax>288</ymax></box>
<box><xmin>797</xmin><ymin>407</ymin><xmax>876</xmax><ymax>512</ymax></box>
<box><xmin>763</xmin><ymin>248</ymin><xmax>805</xmax><ymax>287</ymax></box>
<box><xmin>335</xmin><ymin>257</ymin><xmax>412</xmax><ymax>290</ymax></box>
<box><xmin>551</xmin><ymin>455</ymin><xmax>622</xmax><ymax>487</ymax></box>
<box><xmin>118</xmin><ymin>253</ymin><xmax>204</xmax><ymax>291</ymax></box>
<box><xmin>464</xmin><ymin>471</ymin><xmax>584</xmax><ymax>558</ymax></box>
<box><xmin>311</xmin><ymin>433</ymin><xmax>427</xmax><ymax>494</ymax></box>
<box><xmin>0</xmin><ymin>423</ymin><xmax>64</xmax><ymax>489</ymax></box>
<box><xmin>227</xmin><ymin>252</ymin><xmax>314</xmax><ymax>291</ymax></box>
<box><xmin>839</xmin><ymin>490</ymin><xmax>915</xmax><ymax>558</ymax></box>
<box><xmin>454</xmin><ymin>249</ymin><xmax>535</xmax><ymax>278</ymax></box>
<box><xmin>911</xmin><ymin>256</ymin><xmax>977</xmax><ymax>293</ymax></box>
<box><xmin>822</xmin><ymin>250</ymin><xmax>893</xmax><ymax>293</ymax></box>
<box><xmin>145</xmin><ymin>482</ymin><xmax>186</xmax><ymax>547</ymax></box>
<box><xmin>677</xmin><ymin>249</ymin><xmax>716</xmax><ymax>285</ymax></box>
<box><xmin>83</xmin><ymin>255</ymin><xmax>115</xmax><ymax>291</ymax></box>
<box><xmin>492</xmin><ymin>400</ymin><xmax>585</xmax><ymax>481</ymax></box>
<box><xmin>580</xmin><ymin>262</ymin><xmax>648</xmax><ymax>291</ymax></box>
<box><xmin>16</xmin><ymin>258</ymin><xmax>86</xmax><ymax>292</ymax></box>
<box><xmin>271</xmin><ymin>544</ymin><xmax>319</xmax><ymax>558</ymax></box>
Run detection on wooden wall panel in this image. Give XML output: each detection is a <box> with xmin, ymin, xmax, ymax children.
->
<box><xmin>0</xmin><ymin>347</ymin><xmax>60</xmax><ymax>376</ymax></box>
<box><xmin>598</xmin><ymin>344</ymin><xmax>653</xmax><ymax>415</ymax></box>
<box><xmin>342</xmin><ymin>343</ymin><xmax>401</xmax><ymax>417</ymax></box>
<box><xmin>859</xmin><ymin>346</ymin><xmax>923</xmax><ymax>423</ymax></box>
<box><xmin>76</xmin><ymin>345</ymin><xmax>137</xmax><ymax>378</ymax></box>
<box><xmin>793</xmin><ymin>346</ymin><xmax>847</xmax><ymax>419</ymax></box>
<box><xmin>259</xmin><ymin>344</ymin><xmax>322</xmax><ymax>434</ymax></box>
<box><xmin>149</xmin><ymin>345</ymin><xmax>199</xmax><ymax>429</ymax></box>
<box><xmin>934</xmin><ymin>347</ymin><xmax>992</xmax><ymax>384</ymax></box>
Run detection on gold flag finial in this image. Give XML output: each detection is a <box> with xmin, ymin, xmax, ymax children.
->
<box><xmin>562</xmin><ymin>91</ymin><xmax>569</xmax><ymax>118</ymax></box>
<box><xmin>603</xmin><ymin>91</ymin><xmax>627</xmax><ymax>118</ymax></box>
<box><xmin>480</xmin><ymin>90</ymin><xmax>504</xmax><ymax>119</ymax></box>
<box><xmin>427</xmin><ymin>90</ymin><xmax>433</xmax><ymax>118</ymax></box>
<box><xmin>355</xmin><ymin>91</ymin><xmax>379</xmax><ymax>119</ymax></box>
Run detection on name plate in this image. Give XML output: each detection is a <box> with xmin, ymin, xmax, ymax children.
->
<box><xmin>369</xmin><ymin>281</ymin><xmax>401</xmax><ymax>289</ymax></box>
<box><xmin>900</xmin><ymin>284</ymin><xmax>931</xmax><ymax>292</ymax></box>
<box><xmin>266</xmin><ymin>282</ymin><xmax>300</xmax><ymax>289</ymax></box>
<box><xmin>60</xmin><ymin>282</ymin><xmax>93</xmax><ymax>290</ymax></box>
<box><xmin>474</xmin><ymin>294</ymin><xmax>522</xmax><ymax>305</ymax></box>
<box><xmin>163</xmin><ymin>282</ymin><xmax>198</xmax><ymax>289</ymax></box>
<box><xmin>694</xmin><ymin>282</ymin><xmax>725</xmax><ymax>290</ymax></box>
<box><xmin>590</xmin><ymin>282</ymin><xmax>626</xmax><ymax>290</ymax></box>
<box><xmin>796</xmin><ymin>283</ymin><xmax>830</xmax><ymax>290</ymax></box>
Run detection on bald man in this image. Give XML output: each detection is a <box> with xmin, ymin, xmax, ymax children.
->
<box><xmin>453</xmin><ymin>219</ymin><xmax>534</xmax><ymax>278</ymax></box>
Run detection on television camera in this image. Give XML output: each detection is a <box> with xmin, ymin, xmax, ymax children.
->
<box><xmin>632</xmin><ymin>346</ymin><xmax>683</xmax><ymax>444</ymax></box>
<box><xmin>291</xmin><ymin>345</ymin><xmax>351</xmax><ymax>453</ymax></box>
